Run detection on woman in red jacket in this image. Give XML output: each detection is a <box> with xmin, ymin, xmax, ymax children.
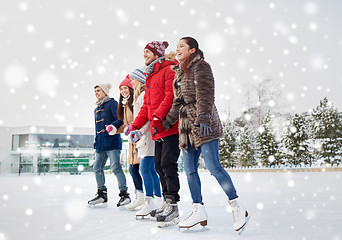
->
<box><xmin>128</xmin><ymin>40</ymin><xmax>180</xmax><ymax>227</ymax></box>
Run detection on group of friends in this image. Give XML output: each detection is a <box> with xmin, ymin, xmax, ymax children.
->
<box><xmin>88</xmin><ymin>36</ymin><xmax>249</xmax><ymax>232</ymax></box>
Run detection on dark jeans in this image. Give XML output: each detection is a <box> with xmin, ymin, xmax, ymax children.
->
<box><xmin>128</xmin><ymin>164</ymin><xmax>143</xmax><ymax>192</ymax></box>
<box><xmin>154</xmin><ymin>134</ymin><xmax>180</xmax><ymax>201</ymax></box>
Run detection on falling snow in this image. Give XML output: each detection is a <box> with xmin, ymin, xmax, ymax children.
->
<box><xmin>0</xmin><ymin>1</ymin><xmax>340</xmax><ymax>127</ymax></box>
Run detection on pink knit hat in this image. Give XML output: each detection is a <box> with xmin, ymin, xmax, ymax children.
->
<box><xmin>144</xmin><ymin>41</ymin><xmax>169</xmax><ymax>57</ymax></box>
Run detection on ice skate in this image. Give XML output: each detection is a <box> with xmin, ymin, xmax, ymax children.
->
<box><xmin>117</xmin><ymin>190</ymin><xmax>131</xmax><ymax>207</ymax></box>
<box><xmin>88</xmin><ymin>189</ymin><xmax>108</xmax><ymax>208</ymax></box>
<box><xmin>154</xmin><ymin>195</ymin><xmax>164</xmax><ymax>209</ymax></box>
<box><xmin>136</xmin><ymin>196</ymin><xmax>156</xmax><ymax>220</ymax></box>
<box><xmin>229</xmin><ymin>198</ymin><xmax>250</xmax><ymax>235</ymax></box>
<box><xmin>157</xmin><ymin>195</ymin><xmax>179</xmax><ymax>228</ymax></box>
<box><xmin>150</xmin><ymin>196</ymin><xmax>165</xmax><ymax>221</ymax></box>
<box><xmin>178</xmin><ymin>203</ymin><xmax>208</xmax><ymax>230</ymax></box>
<box><xmin>125</xmin><ymin>190</ymin><xmax>144</xmax><ymax>210</ymax></box>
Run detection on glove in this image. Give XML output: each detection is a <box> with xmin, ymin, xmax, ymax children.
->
<box><xmin>151</xmin><ymin>118</ymin><xmax>164</xmax><ymax>137</ymax></box>
<box><xmin>105</xmin><ymin>124</ymin><xmax>117</xmax><ymax>135</ymax></box>
<box><xmin>124</xmin><ymin>124</ymin><xmax>133</xmax><ymax>136</ymax></box>
<box><xmin>128</xmin><ymin>130</ymin><xmax>142</xmax><ymax>143</ymax></box>
<box><xmin>195</xmin><ymin>123</ymin><xmax>212</xmax><ymax>137</ymax></box>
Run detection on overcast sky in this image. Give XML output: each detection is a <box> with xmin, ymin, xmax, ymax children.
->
<box><xmin>1</xmin><ymin>0</ymin><xmax>342</xmax><ymax>130</ymax></box>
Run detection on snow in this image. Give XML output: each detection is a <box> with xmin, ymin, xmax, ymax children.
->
<box><xmin>1</xmin><ymin>171</ymin><xmax>341</xmax><ymax>240</ymax></box>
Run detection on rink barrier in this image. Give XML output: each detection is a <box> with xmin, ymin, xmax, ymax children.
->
<box><xmin>224</xmin><ymin>165</ymin><xmax>342</xmax><ymax>173</ymax></box>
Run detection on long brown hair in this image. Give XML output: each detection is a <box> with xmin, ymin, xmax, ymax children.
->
<box><xmin>117</xmin><ymin>87</ymin><xmax>134</xmax><ymax>121</ymax></box>
<box><xmin>180</xmin><ymin>37</ymin><xmax>205</xmax><ymax>77</ymax></box>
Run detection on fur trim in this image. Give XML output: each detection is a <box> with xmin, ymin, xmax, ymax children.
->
<box><xmin>164</xmin><ymin>51</ymin><xmax>176</xmax><ymax>61</ymax></box>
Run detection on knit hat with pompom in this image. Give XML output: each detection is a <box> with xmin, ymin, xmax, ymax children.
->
<box><xmin>144</xmin><ymin>41</ymin><xmax>169</xmax><ymax>57</ymax></box>
<box><xmin>94</xmin><ymin>83</ymin><xmax>112</xmax><ymax>96</ymax></box>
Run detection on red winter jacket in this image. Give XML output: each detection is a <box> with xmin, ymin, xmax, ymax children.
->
<box><xmin>132</xmin><ymin>55</ymin><xmax>179</xmax><ymax>140</ymax></box>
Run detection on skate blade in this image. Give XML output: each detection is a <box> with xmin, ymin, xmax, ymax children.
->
<box><xmin>158</xmin><ymin>217</ymin><xmax>179</xmax><ymax>228</ymax></box>
<box><xmin>178</xmin><ymin>226</ymin><xmax>210</xmax><ymax>233</ymax></box>
<box><xmin>87</xmin><ymin>202</ymin><xmax>108</xmax><ymax>208</ymax></box>
<box><xmin>179</xmin><ymin>225</ymin><xmax>209</xmax><ymax>233</ymax></box>
<box><xmin>237</xmin><ymin>215</ymin><xmax>251</xmax><ymax>236</ymax></box>
<box><xmin>136</xmin><ymin>215</ymin><xmax>150</xmax><ymax>220</ymax></box>
<box><xmin>125</xmin><ymin>205</ymin><xmax>137</xmax><ymax>211</ymax></box>
<box><xmin>117</xmin><ymin>200</ymin><xmax>131</xmax><ymax>207</ymax></box>
<box><xmin>179</xmin><ymin>220</ymin><xmax>207</xmax><ymax>229</ymax></box>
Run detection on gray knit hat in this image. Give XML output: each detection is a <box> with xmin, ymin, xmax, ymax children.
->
<box><xmin>94</xmin><ymin>83</ymin><xmax>112</xmax><ymax>95</ymax></box>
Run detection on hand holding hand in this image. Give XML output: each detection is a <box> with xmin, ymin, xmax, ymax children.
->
<box><xmin>151</xmin><ymin>117</ymin><xmax>164</xmax><ymax>137</ymax></box>
<box><xmin>105</xmin><ymin>124</ymin><xmax>117</xmax><ymax>135</ymax></box>
<box><xmin>124</xmin><ymin>124</ymin><xmax>132</xmax><ymax>136</ymax></box>
<box><xmin>128</xmin><ymin>130</ymin><xmax>142</xmax><ymax>143</ymax></box>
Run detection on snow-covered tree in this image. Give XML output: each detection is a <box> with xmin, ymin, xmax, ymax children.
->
<box><xmin>236</xmin><ymin>126</ymin><xmax>257</xmax><ymax>167</ymax></box>
<box><xmin>311</xmin><ymin>98</ymin><xmax>342</xmax><ymax>165</ymax></box>
<box><xmin>255</xmin><ymin>114</ymin><xmax>282</xmax><ymax>167</ymax></box>
<box><xmin>283</xmin><ymin>113</ymin><xmax>312</xmax><ymax>166</ymax></box>
<box><xmin>219</xmin><ymin>120</ymin><xmax>238</xmax><ymax>168</ymax></box>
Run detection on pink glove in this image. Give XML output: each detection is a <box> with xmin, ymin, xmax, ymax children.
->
<box><xmin>105</xmin><ymin>124</ymin><xmax>117</xmax><ymax>135</ymax></box>
<box><xmin>124</xmin><ymin>124</ymin><xmax>133</xmax><ymax>136</ymax></box>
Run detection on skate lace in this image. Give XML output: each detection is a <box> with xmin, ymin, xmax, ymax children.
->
<box><xmin>232</xmin><ymin>205</ymin><xmax>241</xmax><ymax>223</ymax></box>
<box><xmin>184</xmin><ymin>208</ymin><xmax>198</xmax><ymax>221</ymax></box>
<box><xmin>162</xmin><ymin>203</ymin><xmax>172</xmax><ymax>216</ymax></box>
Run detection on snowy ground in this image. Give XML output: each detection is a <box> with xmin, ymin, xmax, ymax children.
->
<box><xmin>0</xmin><ymin>171</ymin><xmax>341</xmax><ymax>240</ymax></box>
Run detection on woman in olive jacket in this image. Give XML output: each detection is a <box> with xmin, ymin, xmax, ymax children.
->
<box><xmin>162</xmin><ymin>37</ymin><xmax>249</xmax><ymax>233</ymax></box>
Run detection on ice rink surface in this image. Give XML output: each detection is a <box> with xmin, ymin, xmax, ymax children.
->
<box><xmin>1</xmin><ymin>171</ymin><xmax>341</xmax><ymax>240</ymax></box>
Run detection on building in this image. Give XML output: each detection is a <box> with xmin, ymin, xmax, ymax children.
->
<box><xmin>0</xmin><ymin>126</ymin><xmax>129</xmax><ymax>174</ymax></box>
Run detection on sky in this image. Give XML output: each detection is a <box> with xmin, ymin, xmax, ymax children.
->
<box><xmin>1</xmin><ymin>0</ymin><xmax>342</xmax><ymax>129</ymax></box>
<box><xmin>0</xmin><ymin>171</ymin><xmax>341</xmax><ymax>240</ymax></box>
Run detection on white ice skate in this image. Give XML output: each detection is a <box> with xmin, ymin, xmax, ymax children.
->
<box><xmin>154</xmin><ymin>195</ymin><xmax>164</xmax><ymax>209</ymax></box>
<box><xmin>136</xmin><ymin>196</ymin><xmax>156</xmax><ymax>219</ymax></box>
<box><xmin>229</xmin><ymin>198</ymin><xmax>250</xmax><ymax>235</ymax></box>
<box><xmin>125</xmin><ymin>190</ymin><xmax>144</xmax><ymax>210</ymax></box>
<box><xmin>178</xmin><ymin>203</ymin><xmax>208</xmax><ymax>230</ymax></box>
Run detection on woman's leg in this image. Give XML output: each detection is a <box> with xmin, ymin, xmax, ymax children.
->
<box><xmin>182</xmin><ymin>146</ymin><xmax>202</xmax><ymax>204</ymax></box>
<box><xmin>128</xmin><ymin>163</ymin><xmax>143</xmax><ymax>192</ymax></box>
<box><xmin>201</xmin><ymin>139</ymin><xmax>238</xmax><ymax>200</ymax></box>
<box><xmin>140</xmin><ymin>156</ymin><xmax>154</xmax><ymax>197</ymax></box>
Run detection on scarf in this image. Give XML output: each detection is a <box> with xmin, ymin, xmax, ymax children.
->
<box><xmin>122</xmin><ymin>95</ymin><xmax>130</xmax><ymax>105</ymax></box>
<box><xmin>96</xmin><ymin>96</ymin><xmax>110</xmax><ymax>107</ymax></box>
<box><xmin>145</xmin><ymin>56</ymin><xmax>164</xmax><ymax>75</ymax></box>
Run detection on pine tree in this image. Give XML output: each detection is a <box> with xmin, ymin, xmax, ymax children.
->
<box><xmin>311</xmin><ymin>98</ymin><xmax>342</xmax><ymax>166</ymax></box>
<box><xmin>255</xmin><ymin>114</ymin><xmax>282</xmax><ymax>167</ymax></box>
<box><xmin>283</xmin><ymin>113</ymin><xmax>312</xmax><ymax>166</ymax></box>
<box><xmin>219</xmin><ymin>120</ymin><xmax>238</xmax><ymax>168</ymax></box>
<box><xmin>236</xmin><ymin>126</ymin><xmax>257</xmax><ymax>167</ymax></box>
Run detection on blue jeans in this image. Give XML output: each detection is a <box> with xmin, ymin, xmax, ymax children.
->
<box><xmin>94</xmin><ymin>150</ymin><xmax>127</xmax><ymax>192</ymax></box>
<box><xmin>183</xmin><ymin>139</ymin><xmax>238</xmax><ymax>204</ymax></box>
<box><xmin>140</xmin><ymin>156</ymin><xmax>161</xmax><ymax>197</ymax></box>
<box><xmin>128</xmin><ymin>164</ymin><xmax>143</xmax><ymax>192</ymax></box>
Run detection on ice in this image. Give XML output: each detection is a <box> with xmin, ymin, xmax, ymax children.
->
<box><xmin>0</xmin><ymin>172</ymin><xmax>340</xmax><ymax>240</ymax></box>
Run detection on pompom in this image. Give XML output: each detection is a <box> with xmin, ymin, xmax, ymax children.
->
<box><xmin>163</xmin><ymin>41</ymin><xmax>169</xmax><ymax>48</ymax></box>
<box><xmin>106</xmin><ymin>83</ymin><xmax>112</xmax><ymax>89</ymax></box>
